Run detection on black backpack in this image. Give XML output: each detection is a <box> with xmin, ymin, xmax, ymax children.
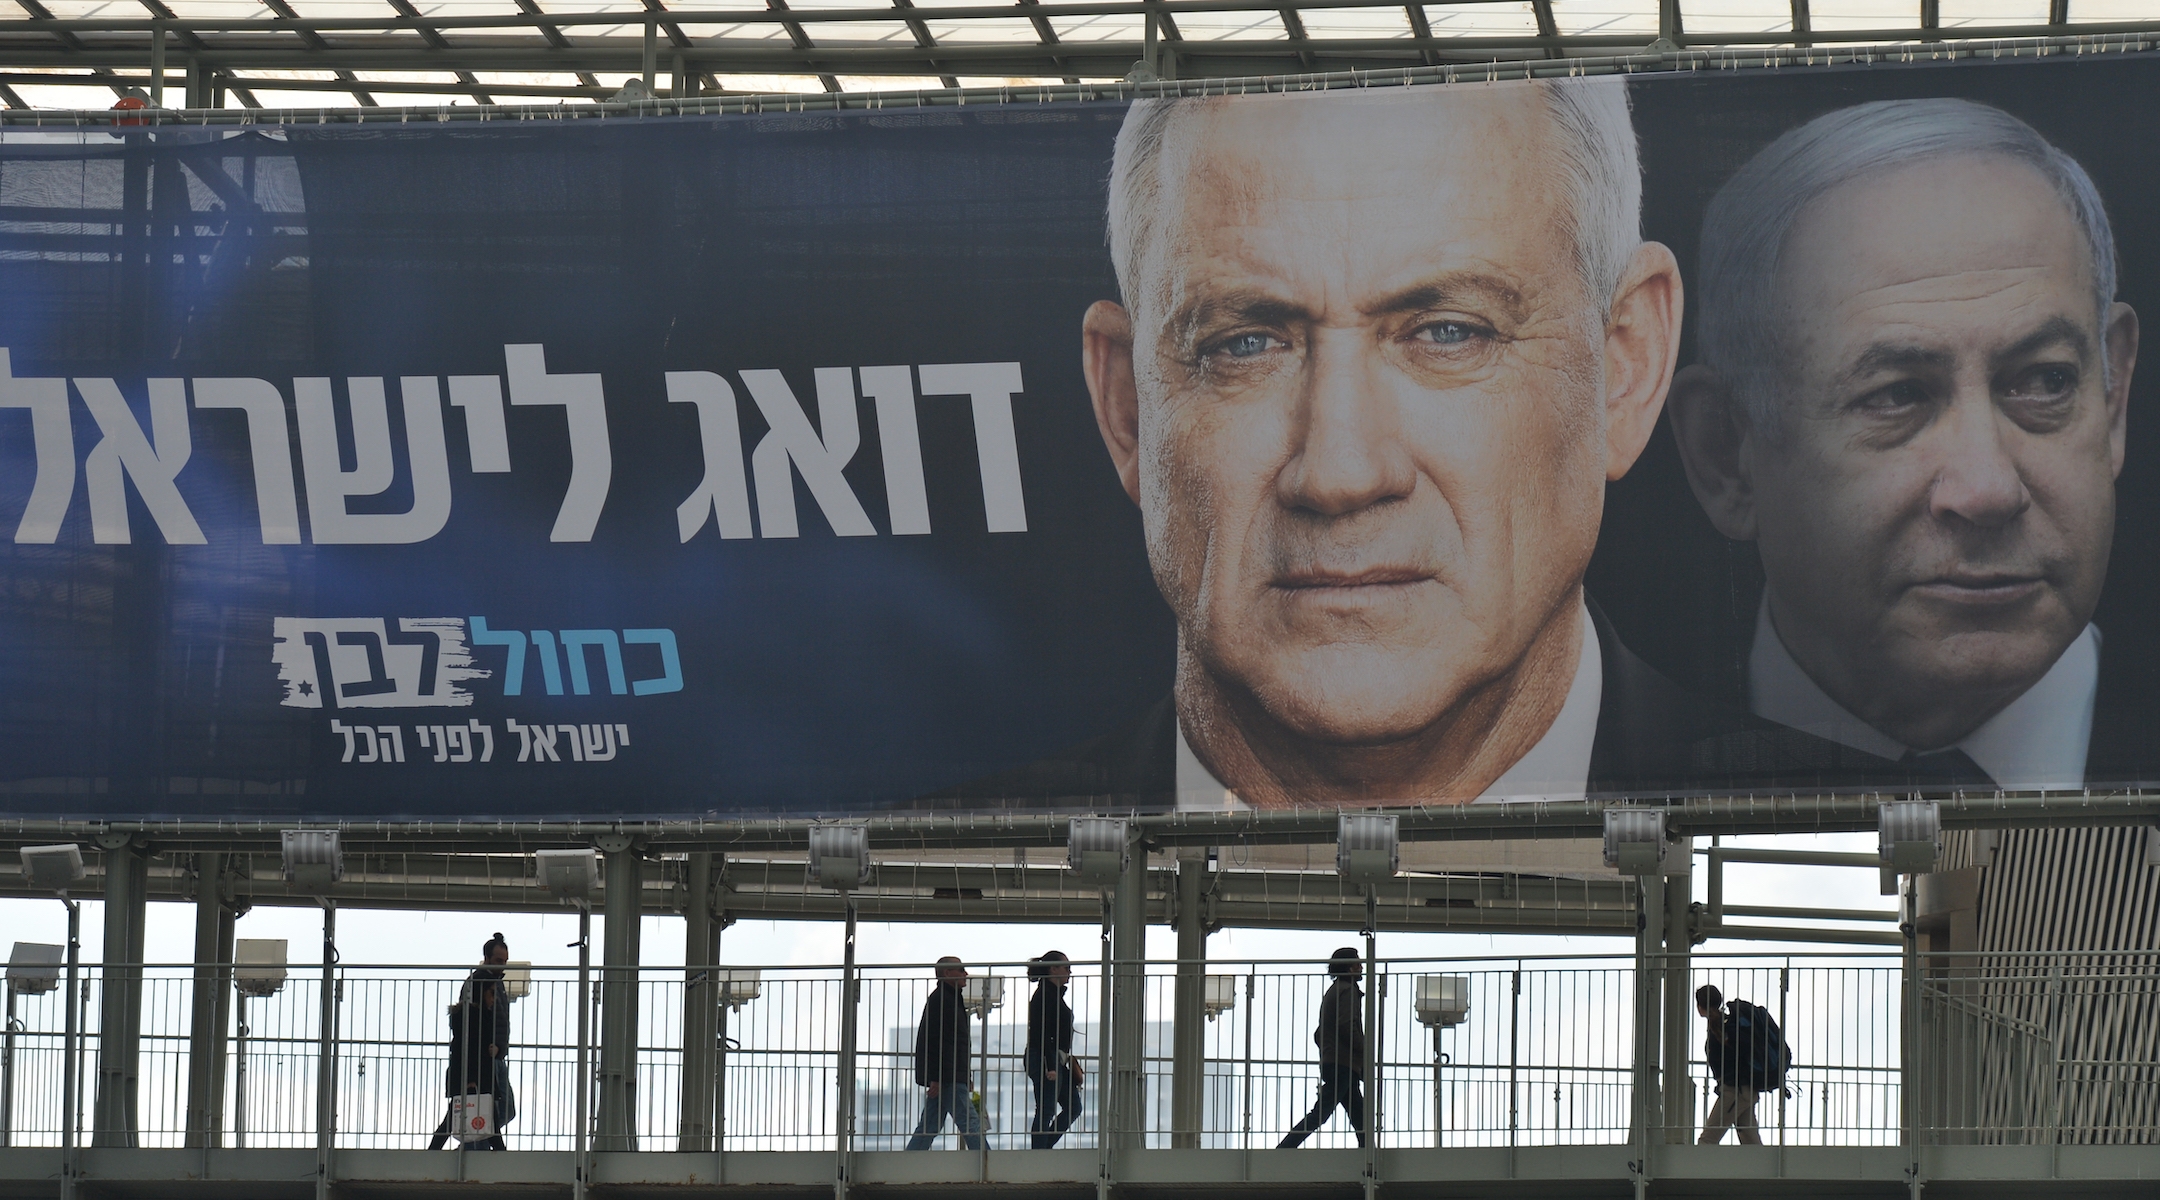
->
<box><xmin>1726</xmin><ymin>1000</ymin><xmax>1792</xmax><ymax>1091</ymax></box>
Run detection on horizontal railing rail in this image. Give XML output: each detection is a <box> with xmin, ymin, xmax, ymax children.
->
<box><xmin>0</xmin><ymin>950</ymin><xmax>2149</xmax><ymax>1155</ymax></box>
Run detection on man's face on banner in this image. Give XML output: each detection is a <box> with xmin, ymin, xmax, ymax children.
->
<box><xmin>1084</xmin><ymin>89</ymin><xmax>1672</xmax><ymax>749</ymax></box>
<box><xmin>1749</xmin><ymin>157</ymin><xmax>2135</xmax><ymax>746</ymax></box>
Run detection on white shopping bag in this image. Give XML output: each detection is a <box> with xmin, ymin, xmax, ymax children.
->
<box><xmin>451</xmin><ymin>1092</ymin><xmax>496</xmax><ymax>1142</ymax></box>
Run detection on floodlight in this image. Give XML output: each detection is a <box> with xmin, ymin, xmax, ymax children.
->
<box><xmin>503</xmin><ymin>961</ymin><xmax>532</xmax><ymax>1002</ymax></box>
<box><xmin>717</xmin><ymin>968</ymin><xmax>761</xmax><ymax>1010</ymax></box>
<box><xmin>1203</xmin><ymin>974</ymin><xmax>1238</xmax><ymax>1020</ymax></box>
<box><xmin>1414</xmin><ymin>975</ymin><xmax>1472</xmax><ymax>1028</ymax></box>
<box><xmin>19</xmin><ymin>844</ymin><xmax>84</xmax><ymax>894</ymax></box>
<box><xmin>536</xmin><ymin>849</ymin><xmax>601</xmax><ymax>902</ymax></box>
<box><xmin>1602</xmin><ymin>809</ymin><xmax>1671</xmax><ymax>875</ymax></box>
<box><xmin>234</xmin><ymin>939</ymin><xmax>288</xmax><ymax>998</ymax></box>
<box><xmin>1879</xmin><ymin>800</ymin><xmax>1943</xmax><ymax>874</ymax></box>
<box><xmin>1068</xmin><ymin>817</ymin><xmax>1130</xmax><ymax>886</ymax></box>
<box><xmin>962</xmin><ymin>975</ymin><xmax>1005</xmax><ymax>1016</ymax></box>
<box><xmin>6</xmin><ymin>943</ymin><xmax>62</xmax><ymax>996</ymax></box>
<box><xmin>806</xmin><ymin>824</ymin><xmax>872</xmax><ymax>890</ymax></box>
<box><xmin>280</xmin><ymin>830</ymin><xmax>342</xmax><ymax>894</ymax></box>
<box><xmin>1337</xmin><ymin>813</ymin><xmax>1400</xmax><ymax>886</ymax></box>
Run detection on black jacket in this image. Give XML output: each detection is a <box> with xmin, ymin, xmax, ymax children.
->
<box><xmin>1025</xmin><ymin>981</ymin><xmax>1075</xmax><ymax>1076</ymax></box>
<box><xmin>917</xmin><ymin>600</ymin><xmax>1900</xmax><ymax>810</ymax></box>
<box><xmin>1313</xmin><ymin>976</ymin><xmax>1365</xmax><ymax>1073</ymax></box>
<box><xmin>445</xmin><ymin>967</ymin><xmax>511</xmax><ymax>1097</ymax></box>
<box><xmin>913</xmin><ymin>982</ymin><xmax>971</xmax><ymax>1087</ymax></box>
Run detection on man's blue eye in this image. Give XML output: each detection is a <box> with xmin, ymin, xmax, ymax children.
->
<box><xmin>1223</xmin><ymin>333</ymin><xmax>1273</xmax><ymax>358</ymax></box>
<box><xmin>1422</xmin><ymin>322</ymin><xmax>1472</xmax><ymax>345</ymax></box>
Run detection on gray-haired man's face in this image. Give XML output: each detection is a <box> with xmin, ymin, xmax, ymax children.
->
<box><xmin>1746</xmin><ymin>156</ymin><xmax>2136</xmax><ymax>749</ymax></box>
<box><xmin>1079</xmin><ymin>88</ymin><xmax>1681</xmax><ymax>801</ymax></box>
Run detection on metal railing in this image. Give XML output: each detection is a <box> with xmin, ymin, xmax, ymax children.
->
<box><xmin>0</xmin><ymin>950</ymin><xmax>2150</xmax><ymax>1153</ymax></box>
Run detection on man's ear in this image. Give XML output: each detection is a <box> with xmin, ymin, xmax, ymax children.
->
<box><xmin>1082</xmin><ymin>299</ymin><xmax>1143</xmax><ymax>506</ymax></box>
<box><xmin>1601</xmin><ymin>241</ymin><xmax>1685</xmax><ymax>481</ymax></box>
<box><xmin>1666</xmin><ymin>363</ymin><xmax>1759</xmax><ymax>541</ymax></box>
<box><xmin>2105</xmin><ymin>300</ymin><xmax>2138</xmax><ymax>479</ymax></box>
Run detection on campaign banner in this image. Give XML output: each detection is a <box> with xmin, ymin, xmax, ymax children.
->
<box><xmin>4</xmin><ymin>53</ymin><xmax>2160</xmax><ymax>819</ymax></box>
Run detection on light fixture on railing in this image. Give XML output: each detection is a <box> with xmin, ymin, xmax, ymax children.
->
<box><xmin>1336</xmin><ymin>813</ymin><xmax>1400</xmax><ymax>886</ymax></box>
<box><xmin>1879</xmin><ymin>800</ymin><xmax>1943</xmax><ymax>875</ymax></box>
<box><xmin>503</xmin><ymin>961</ymin><xmax>533</xmax><ymax>1002</ymax></box>
<box><xmin>807</xmin><ymin>824</ymin><xmax>872</xmax><ymax>891</ymax></box>
<box><xmin>1068</xmin><ymin>817</ymin><xmax>1130</xmax><ymax>886</ymax></box>
<box><xmin>19</xmin><ymin>844</ymin><xmax>84</xmax><ymax>895</ymax></box>
<box><xmin>1203</xmin><ymin>974</ymin><xmax>1238</xmax><ymax>1021</ymax></box>
<box><xmin>1414</xmin><ymin>975</ymin><xmax>1472</xmax><ymax>1028</ymax></box>
<box><xmin>5</xmin><ymin>943</ymin><xmax>62</xmax><ymax>996</ymax></box>
<box><xmin>234</xmin><ymin>939</ymin><xmax>289</xmax><ymax>998</ymax></box>
<box><xmin>718</xmin><ymin>968</ymin><xmax>762</xmax><ymax>1010</ymax></box>
<box><xmin>280</xmin><ymin>830</ymin><xmax>342</xmax><ymax>894</ymax></box>
<box><xmin>962</xmin><ymin>974</ymin><xmax>1005</xmax><ymax>1017</ymax></box>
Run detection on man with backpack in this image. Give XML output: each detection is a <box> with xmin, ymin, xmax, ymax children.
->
<box><xmin>1695</xmin><ymin>983</ymin><xmax>1788</xmax><ymax>1145</ymax></box>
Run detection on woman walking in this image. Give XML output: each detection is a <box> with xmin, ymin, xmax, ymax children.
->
<box><xmin>1025</xmin><ymin>950</ymin><xmax>1083</xmax><ymax>1148</ymax></box>
<box><xmin>429</xmin><ymin>932</ymin><xmax>514</xmax><ymax>1150</ymax></box>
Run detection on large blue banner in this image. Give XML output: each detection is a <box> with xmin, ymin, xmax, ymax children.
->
<box><xmin>7</xmin><ymin>54</ymin><xmax>2160</xmax><ymax>817</ymax></box>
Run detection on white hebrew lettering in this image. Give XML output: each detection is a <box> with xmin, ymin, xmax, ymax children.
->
<box><xmin>668</xmin><ymin>370</ymin><xmax>755</xmax><ymax>542</ymax></box>
<box><xmin>192</xmin><ymin>378</ymin><xmax>302</xmax><ymax>544</ymax></box>
<box><xmin>294</xmin><ymin>376</ymin><xmax>452</xmax><ymax>545</ymax></box>
<box><xmin>0</xmin><ymin>350</ymin><xmax>74</xmax><ymax>544</ymax></box>
<box><xmin>78</xmin><ymin>377</ymin><xmax>207</xmax><ymax>545</ymax></box>
<box><xmin>861</xmin><ymin>365</ymin><xmax>930</xmax><ymax>536</ymax></box>
<box><xmin>742</xmin><ymin>367</ymin><xmax>876</xmax><ymax>538</ymax></box>
<box><xmin>504</xmin><ymin>344</ymin><xmax>611</xmax><ymax>542</ymax></box>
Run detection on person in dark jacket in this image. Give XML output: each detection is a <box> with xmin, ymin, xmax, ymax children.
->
<box><xmin>1696</xmin><ymin>984</ymin><xmax>1762</xmax><ymax>1145</ymax></box>
<box><xmin>1025</xmin><ymin>951</ymin><xmax>1083</xmax><ymax>1148</ymax></box>
<box><xmin>905</xmin><ymin>956</ymin><xmax>983</xmax><ymax>1150</ymax></box>
<box><xmin>1279</xmin><ymin>948</ymin><xmax>1367</xmax><ymax>1148</ymax></box>
<box><xmin>429</xmin><ymin>932</ymin><xmax>513</xmax><ymax>1150</ymax></box>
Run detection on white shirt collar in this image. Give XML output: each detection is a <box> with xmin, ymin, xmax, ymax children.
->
<box><xmin>1175</xmin><ymin>601</ymin><xmax>1604</xmax><ymax>809</ymax></box>
<box><xmin>1746</xmin><ymin>593</ymin><xmax>2099</xmax><ymax>790</ymax></box>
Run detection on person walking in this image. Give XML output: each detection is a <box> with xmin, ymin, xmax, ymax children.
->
<box><xmin>1697</xmin><ymin>984</ymin><xmax>1764</xmax><ymax>1145</ymax></box>
<box><xmin>429</xmin><ymin>932</ymin><xmax>514</xmax><ymax>1150</ymax></box>
<box><xmin>905</xmin><ymin>956</ymin><xmax>983</xmax><ymax>1150</ymax></box>
<box><xmin>1025</xmin><ymin>950</ymin><xmax>1083</xmax><ymax>1148</ymax></box>
<box><xmin>1278</xmin><ymin>948</ymin><xmax>1367</xmax><ymax>1148</ymax></box>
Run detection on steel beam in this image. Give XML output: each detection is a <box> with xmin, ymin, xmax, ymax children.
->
<box><xmin>678</xmin><ymin>852</ymin><xmax>720</xmax><ymax>1153</ymax></box>
<box><xmin>1169</xmin><ymin>852</ymin><xmax>1206</xmax><ymax>1148</ymax></box>
<box><xmin>1661</xmin><ymin>867</ymin><xmax>1692</xmax><ymax>1144</ymax></box>
<box><xmin>182</xmin><ymin>853</ymin><xmax>234</xmax><ymax>1151</ymax></box>
<box><xmin>595</xmin><ymin>839</ymin><xmax>643</xmax><ymax>1153</ymax></box>
<box><xmin>91</xmin><ymin>836</ymin><xmax>147</xmax><ymax>1150</ymax></box>
<box><xmin>1109</xmin><ymin>836</ymin><xmax>1147</xmax><ymax>1153</ymax></box>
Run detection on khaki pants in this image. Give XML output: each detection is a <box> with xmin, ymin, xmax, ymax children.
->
<box><xmin>1699</xmin><ymin>1084</ymin><xmax>1762</xmax><ymax>1144</ymax></box>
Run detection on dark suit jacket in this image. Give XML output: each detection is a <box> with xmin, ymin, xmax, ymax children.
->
<box><xmin>917</xmin><ymin>600</ymin><xmax>1899</xmax><ymax>811</ymax></box>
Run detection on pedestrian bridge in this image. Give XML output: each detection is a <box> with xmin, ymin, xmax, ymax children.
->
<box><xmin>0</xmin><ymin>949</ymin><xmax>2151</xmax><ymax>1198</ymax></box>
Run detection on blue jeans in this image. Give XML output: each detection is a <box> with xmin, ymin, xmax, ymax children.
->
<box><xmin>904</xmin><ymin>1084</ymin><xmax>983</xmax><ymax>1150</ymax></box>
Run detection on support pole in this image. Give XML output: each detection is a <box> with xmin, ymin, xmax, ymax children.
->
<box><xmin>184</xmin><ymin>853</ymin><xmax>232</xmax><ymax>1149</ymax></box>
<box><xmin>678</xmin><ymin>852</ymin><xmax>719</xmax><ymax>1153</ymax></box>
<box><xmin>2</xmin><ymin>985</ymin><xmax>14</xmax><ymax>1148</ymax></box>
<box><xmin>315</xmin><ymin>902</ymin><xmax>336</xmax><ymax>1200</ymax></box>
<box><xmin>595</xmin><ymin>837</ymin><xmax>642</xmax><ymax>1152</ymax></box>
<box><xmin>835</xmin><ymin>897</ymin><xmax>858</xmax><ymax>1200</ymax></box>
<box><xmin>641</xmin><ymin>21</ymin><xmax>658</xmax><ymax>92</ymax></box>
<box><xmin>1662</xmin><ymin>862</ymin><xmax>1694</xmax><ymax>1144</ymax></box>
<box><xmin>1094</xmin><ymin>892</ymin><xmax>1113</xmax><ymax>1199</ymax></box>
<box><xmin>574</xmin><ymin>904</ymin><xmax>591</xmax><ymax>1200</ymax></box>
<box><xmin>92</xmin><ymin>834</ymin><xmax>147</xmax><ymax>1148</ymax></box>
<box><xmin>1109</xmin><ymin>834</ymin><xmax>1147</xmax><ymax>1154</ymax></box>
<box><xmin>149</xmin><ymin>21</ymin><xmax>165</xmax><ymax>107</ymax></box>
<box><xmin>59</xmin><ymin>898</ymin><xmax>79</xmax><ymax>1200</ymax></box>
<box><xmin>1629</xmin><ymin>874</ymin><xmax>1664</xmax><ymax>1177</ymax></box>
<box><xmin>1169</xmin><ymin>852</ymin><xmax>1206</xmax><ymax>1148</ymax></box>
<box><xmin>1362</xmin><ymin>889</ymin><xmax>1380</xmax><ymax>1200</ymax></box>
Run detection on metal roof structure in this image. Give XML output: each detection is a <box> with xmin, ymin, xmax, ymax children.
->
<box><xmin>0</xmin><ymin>0</ymin><xmax>2153</xmax><ymax>111</ymax></box>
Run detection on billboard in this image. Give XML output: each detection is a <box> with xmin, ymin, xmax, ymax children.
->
<box><xmin>4</xmin><ymin>54</ymin><xmax>2160</xmax><ymax>819</ymax></box>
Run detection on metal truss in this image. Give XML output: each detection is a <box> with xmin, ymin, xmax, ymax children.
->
<box><xmin>0</xmin><ymin>0</ymin><xmax>2156</xmax><ymax>111</ymax></box>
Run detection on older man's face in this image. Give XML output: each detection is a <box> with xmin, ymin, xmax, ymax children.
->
<box><xmin>1749</xmin><ymin>156</ymin><xmax>2133</xmax><ymax>747</ymax></box>
<box><xmin>1094</xmin><ymin>90</ymin><xmax>1637</xmax><ymax>746</ymax></box>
